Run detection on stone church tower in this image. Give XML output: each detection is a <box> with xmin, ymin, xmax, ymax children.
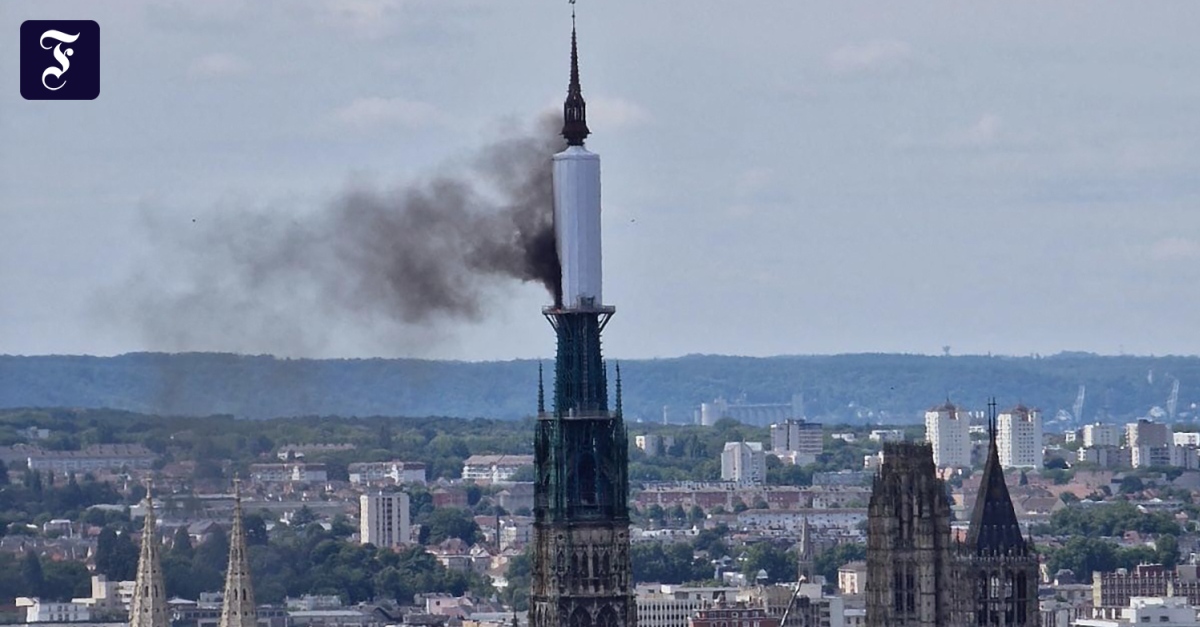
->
<box><xmin>220</xmin><ymin>481</ymin><xmax>257</xmax><ymax>627</ymax></box>
<box><xmin>129</xmin><ymin>489</ymin><xmax>169</xmax><ymax>627</ymax></box>
<box><xmin>865</xmin><ymin>442</ymin><xmax>957</xmax><ymax>627</ymax></box>
<box><xmin>961</xmin><ymin>404</ymin><xmax>1039</xmax><ymax>626</ymax></box>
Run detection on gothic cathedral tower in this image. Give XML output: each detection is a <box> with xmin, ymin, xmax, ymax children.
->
<box><xmin>529</xmin><ymin>10</ymin><xmax>635</xmax><ymax>627</ymax></box>
<box><xmin>865</xmin><ymin>442</ymin><xmax>957</xmax><ymax>627</ymax></box>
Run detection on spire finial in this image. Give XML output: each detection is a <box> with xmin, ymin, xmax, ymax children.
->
<box><xmin>562</xmin><ymin>2</ymin><xmax>590</xmax><ymax>146</ymax></box>
<box><xmin>988</xmin><ymin>397</ymin><xmax>998</xmax><ymax>445</ymax></box>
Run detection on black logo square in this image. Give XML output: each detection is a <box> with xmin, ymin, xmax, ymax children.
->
<box><xmin>20</xmin><ymin>20</ymin><xmax>100</xmax><ymax>100</ymax></box>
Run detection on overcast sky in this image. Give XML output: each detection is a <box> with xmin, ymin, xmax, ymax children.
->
<box><xmin>3</xmin><ymin>1</ymin><xmax>1200</xmax><ymax>361</ymax></box>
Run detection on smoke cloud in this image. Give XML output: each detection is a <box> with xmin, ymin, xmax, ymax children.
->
<box><xmin>103</xmin><ymin>114</ymin><xmax>565</xmax><ymax>356</ymax></box>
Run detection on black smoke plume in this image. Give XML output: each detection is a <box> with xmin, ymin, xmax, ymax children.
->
<box><xmin>104</xmin><ymin>115</ymin><xmax>565</xmax><ymax>355</ymax></box>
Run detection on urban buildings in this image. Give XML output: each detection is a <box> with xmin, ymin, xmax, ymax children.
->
<box><xmin>1127</xmin><ymin>420</ymin><xmax>1174</xmax><ymax>468</ymax></box>
<box><xmin>997</xmin><ymin>405</ymin><xmax>1043</xmax><ymax>469</ymax></box>
<box><xmin>866</xmin><ymin>404</ymin><xmax>1038</xmax><ymax>627</ymax></box>
<box><xmin>770</xmin><ymin>419</ymin><xmax>823</xmax><ymax>465</ymax></box>
<box><xmin>698</xmin><ymin>395</ymin><xmax>805</xmax><ymax>427</ymax></box>
<box><xmin>24</xmin><ymin>443</ymin><xmax>156</xmax><ymax>473</ymax></box>
<box><xmin>924</xmin><ymin>402</ymin><xmax>971</xmax><ymax>468</ymax></box>
<box><xmin>635</xmin><ymin>585</ymin><xmax>738</xmax><ymax>627</ymax></box>
<box><xmin>347</xmin><ymin>461</ymin><xmax>427</xmax><ymax>485</ymax></box>
<box><xmin>721</xmin><ymin>442</ymin><xmax>767</xmax><ymax>484</ymax></box>
<box><xmin>636</xmin><ymin>434</ymin><xmax>675</xmax><ymax>457</ymax></box>
<box><xmin>248</xmin><ymin>462</ymin><xmax>328</xmax><ymax>485</ymax></box>
<box><xmin>1083</xmin><ymin>423</ymin><xmax>1123</xmax><ymax>448</ymax></box>
<box><xmin>359</xmin><ymin>492</ymin><xmax>411</xmax><ymax>548</ymax></box>
<box><xmin>1075</xmin><ymin>596</ymin><xmax>1200</xmax><ymax>627</ymax></box>
<box><xmin>688</xmin><ymin>601</ymin><xmax>779</xmax><ymax>627</ymax></box>
<box><xmin>462</xmin><ymin>455</ymin><xmax>535</xmax><ymax>483</ymax></box>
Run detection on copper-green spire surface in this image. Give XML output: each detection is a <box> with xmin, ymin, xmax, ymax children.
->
<box><xmin>219</xmin><ymin>479</ymin><xmax>256</xmax><ymax>627</ymax></box>
<box><xmin>130</xmin><ymin>485</ymin><xmax>169</xmax><ymax>627</ymax></box>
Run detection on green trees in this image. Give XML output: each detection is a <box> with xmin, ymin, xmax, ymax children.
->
<box><xmin>41</xmin><ymin>561</ymin><xmax>90</xmax><ymax>601</ymax></box>
<box><xmin>1037</xmin><ymin>501</ymin><xmax>1180</xmax><ymax>537</ymax></box>
<box><xmin>95</xmin><ymin>528</ymin><xmax>139</xmax><ymax>581</ymax></box>
<box><xmin>1156</xmin><ymin>535</ymin><xmax>1180</xmax><ymax>569</ymax></box>
<box><xmin>501</xmin><ymin>549</ymin><xmax>532</xmax><ymax>611</ymax></box>
<box><xmin>417</xmin><ymin>508</ymin><xmax>480</xmax><ymax>545</ymax></box>
<box><xmin>740</xmin><ymin>542</ymin><xmax>796</xmax><ymax>584</ymax></box>
<box><xmin>631</xmin><ymin>542</ymin><xmax>710</xmax><ymax>584</ymax></box>
<box><xmin>153</xmin><ymin>519</ymin><xmax>489</xmax><ymax>604</ymax></box>
<box><xmin>0</xmin><ymin>551</ymin><xmax>89</xmax><ymax>603</ymax></box>
<box><xmin>1046</xmin><ymin>537</ymin><xmax>1149</xmax><ymax>582</ymax></box>
<box><xmin>813</xmin><ymin>542</ymin><xmax>866</xmax><ymax>582</ymax></box>
<box><xmin>20</xmin><ymin>551</ymin><xmax>43</xmax><ymax>598</ymax></box>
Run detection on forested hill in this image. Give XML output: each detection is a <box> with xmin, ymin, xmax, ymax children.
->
<box><xmin>1</xmin><ymin>352</ymin><xmax>1198</xmax><ymax>424</ymax></box>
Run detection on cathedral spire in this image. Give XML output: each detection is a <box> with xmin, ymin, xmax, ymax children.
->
<box><xmin>220</xmin><ymin>479</ymin><xmax>256</xmax><ymax>627</ymax></box>
<box><xmin>562</xmin><ymin>8</ymin><xmax>590</xmax><ymax>146</ymax></box>
<box><xmin>130</xmin><ymin>484</ymin><xmax>169</xmax><ymax>627</ymax></box>
<box><xmin>967</xmin><ymin>398</ymin><xmax>1027</xmax><ymax>556</ymax></box>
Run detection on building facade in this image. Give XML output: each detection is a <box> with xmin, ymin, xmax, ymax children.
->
<box><xmin>770</xmin><ymin>420</ymin><xmax>823</xmax><ymax>457</ymax></box>
<box><xmin>925</xmin><ymin>403</ymin><xmax>971</xmax><ymax>468</ymax></box>
<box><xmin>348</xmin><ymin>461</ymin><xmax>426</xmax><ymax>485</ymax></box>
<box><xmin>1083</xmin><ymin>423</ymin><xmax>1123</xmax><ymax>448</ymax></box>
<box><xmin>463</xmin><ymin>455</ymin><xmax>536</xmax><ymax>483</ymax></box>
<box><xmin>997</xmin><ymin>405</ymin><xmax>1043</xmax><ymax>469</ymax></box>
<box><xmin>359</xmin><ymin>492</ymin><xmax>411</xmax><ymax>548</ymax></box>
<box><xmin>721</xmin><ymin>442</ymin><xmax>767</xmax><ymax>484</ymax></box>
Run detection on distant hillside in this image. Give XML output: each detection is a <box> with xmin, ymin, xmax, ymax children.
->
<box><xmin>1</xmin><ymin>352</ymin><xmax>1199</xmax><ymax>424</ymax></box>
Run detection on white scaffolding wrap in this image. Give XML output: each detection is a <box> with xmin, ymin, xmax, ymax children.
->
<box><xmin>552</xmin><ymin>145</ymin><xmax>603</xmax><ymax>309</ymax></box>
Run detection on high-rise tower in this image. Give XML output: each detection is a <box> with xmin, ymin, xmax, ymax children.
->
<box><xmin>130</xmin><ymin>488</ymin><xmax>169</xmax><ymax>627</ymax></box>
<box><xmin>529</xmin><ymin>12</ymin><xmax>635</xmax><ymax>627</ymax></box>
<box><xmin>219</xmin><ymin>481</ymin><xmax>257</xmax><ymax>627</ymax></box>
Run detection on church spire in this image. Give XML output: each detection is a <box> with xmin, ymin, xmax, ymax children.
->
<box><xmin>220</xmin><ymin>479</ymin><xmax>256</xmax><ymax>627</ymax></box>
<box><xmin>130</xmin><ymin>484</ymin><xmax>169</xmax><ymax>627</ymax></box>
<box><xmin>967</xmin><ymin>398</ymin><xmax>1027</xmax><ymax>556</ymax></box>
<box><xmin>562</xmin><ymin>8</ymin><xmax>590</xmax><ymax>146</ymax></box>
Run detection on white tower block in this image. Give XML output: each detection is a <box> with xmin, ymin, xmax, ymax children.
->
<box><xmin>553</xmin><ymin>145</ymin><xmax>602</xmax><ymax>309</ymax></box>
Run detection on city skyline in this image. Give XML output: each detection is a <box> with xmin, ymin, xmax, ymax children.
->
<box><xmin>3</xmin><ymin>2</ymin><xmax>1200</xmax><ymax>361</ymax></box>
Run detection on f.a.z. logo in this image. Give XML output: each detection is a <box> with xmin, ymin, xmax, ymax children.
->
<box><xmin>20</xmin><ymin>20</ymin><xmax>100</xmax><ymax>100</ymax></box>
